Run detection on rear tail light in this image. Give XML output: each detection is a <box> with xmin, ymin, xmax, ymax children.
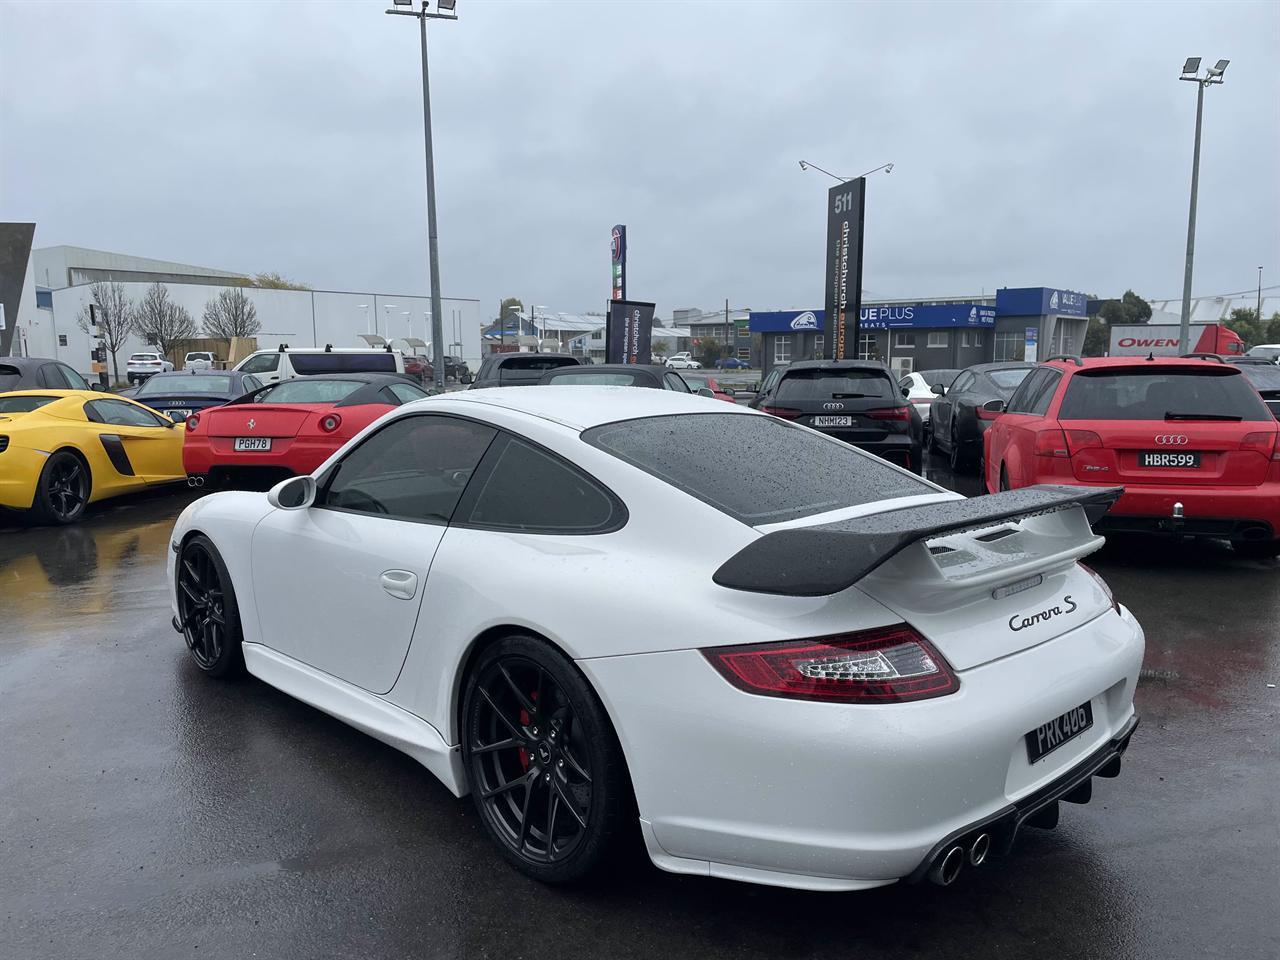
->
<box><xmin>866</xmin><ymin>406</ymin><xmax>911</xmax><ymax>421</ymax></box>
<box><xmin>701</xmin><ymin>624</ymin><xmax>958</xmax><ymax>703</ymax></box>
<box><xmin>1065</xmin><ymin>429</ymin><xmax>1103</xmax><ymax>452</ymax></box>
<box><xmin>1240</xmin><ymin>431</ymin><xmax>1279</xmax><ymax>459</ymax></box>
<box><xmin>319</xmin><ymin>413</ymin><xmax>342</xmax><ymax>433</ymax></box>
<box><xmin>1034</xmin><ymin>428</ymin><xmax>1070</xmax><ymax>458</ymax></box>
<box><xmin>1079</xmin><ymin>563</ymin><xmax>1119</xmax><ymax>613</ymax></box>
<box><xmin>185</xmin><ymin>414</ymin><xmax>200</xmax><ymax>431</ymax></box>
<box><xmin>760</xmin><ymin>405</ymin><xmax>802</xmax><ymax>420</ymax></box>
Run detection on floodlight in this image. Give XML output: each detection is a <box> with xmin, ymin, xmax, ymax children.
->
<box><xmin>1181</xmin><ymin>57</ymin><xmax>1200</xmax><ymax>75</ymax></box>
<box><xmin>1207</xmin><ymin>59</ymin><xmax>1229</xmax><ymax>78</ymax></box>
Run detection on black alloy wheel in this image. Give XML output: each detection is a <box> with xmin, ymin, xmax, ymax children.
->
<box><xmin>949</xmin><ymin>424</ymin><xmax>967</xmax><ymax>473</ymax></box>
<box><xmin>463</xmin><ymin>636</ymin><xmax>626</xmax><ymax>883</ymax></box>
<box><xmin>33</xmin><ymin>451</ymin><xmax>90</xmax><ymax>525</ymax></box>
<box><xmin>176</xmin><ymin>535</ymin><xmax>244</xmax><ymax>677</ymax></box>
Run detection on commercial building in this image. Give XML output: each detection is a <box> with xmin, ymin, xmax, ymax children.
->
<box><xmin>749</xmin><ymin>286</ymin><xmax>1089</xmax><ymax>377</ymax></box>
<box><xmin>5</xmin><ymin>240</ymin><xmax>483</xmax><ymax>377</ymax></box>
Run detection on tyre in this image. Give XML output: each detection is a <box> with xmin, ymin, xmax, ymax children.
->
<box><xmin>30</xmin><ymin>450</ymin><xmax>90</xmax><ymax>525</ymax></box>
<box><xmin>927</xmin><ymin>423</ymin><xmax>939</xmax><ymax>454</ymax></box>
<box><xmin>462</xmin><ymin>634</ymin><xmax>628</xmax><ymax>883</ymax></box>
<box><xmin>1232</xmin><ymin>539</ymin><xmax>1280</xmax><ymax>559</ymax></box>
<box><xmin>949</xmin><ymin>426</ymin><xmax>972</xmax><ymax>473</ymax></box>
<box><xmin>999</xmin><ymin>465</ymin><xmax>1011</xmax><ymax>492</ymax></box>
<box><xmin>176</xmin><ymin>534</ymin><xmax>245</xmax><ymax>677</ymax></box>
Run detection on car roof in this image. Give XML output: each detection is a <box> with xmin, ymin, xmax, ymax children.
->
<box><xmin>966</xmin><ymin>362</ymin><xmax>1036</xmax><ymax>374</ymax></box>
<box><xmin>440</xmin><ymin>385</ymin><xmax>753</xmax><ymax>430</ymax></box>
<box><xmin>0</xmin><ymin>389</ymin><xmax>97</xmax><ymax>398</ymax></box>
<box><xmin>1043</xmin><ymin>356</ymin><xmax>1241</xmax><ymax>371</ymax></box>
<box><xmin>249</xmin><ymin>346</ymin><xmax>402</xmax><ymax>355</ymax></box>
<box><xmin>0</xmin><ymin>356</ymin><xmax>61</xmax><ymax>370</ymax></box>
<box><xmin>542</xmin><ymin>363</ymin><xmax>668</xmax><ymax>377</ymax></box>
<box><xmin>781</xmin><ymin>360</ymin><xmax>890</xmax><ymax>373</ymax></box>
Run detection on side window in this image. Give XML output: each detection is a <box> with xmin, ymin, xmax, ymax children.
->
<box><xmin>388</xmin><ymin>382</ymin><xmax>429</xmax><ymax>404</ymax></box>
<box><xmin>323</xmin><ymin>415</ymin><xmax>496</xmax><ymax>523</ymax></box>
<box><xmin>460</xmin><ymin>436</ymin><xmax>621</xmax><ymax>534</ymax></box>
<box><xmin>40</xmin><ymin>364</ymin><xmax>70</xmax><ymax>388</ymax></box>
<box><xmin>1028</xmin><ymin>371</ymin><xmax>1063</xmax><ymax>416</ymax></box>
<box><xmin>1007</xmin><ymin>370</ymin><xmax>1047</xmax><ymax>414</ymax></box>
<box><xmin>760</xmin><ymin>369</ymin><xmax>780</xmax><ymax>395</ymax></box>
<box><xmin>240</xmin><ymin>353</ymin><xmax>280</xmax><ymax>375</ymax></box>
<box><xmin>663</xmin><ymin>372</ymin><xmax>690</xmax><ymax>392</ymax></box>
<box><xmin>58</xmin><ymin>364</ymin><xmax>90</xmax><ymax>390</ymax></box>
<box><xmin>241</xmin><ymin>375</ymin><xmax>262</xmax><ymax>393</ymax></box>
<box><xmin>87</xmin><ymin>399</ymin><xmax>169</xmax><ymax>427</ymax></box>
<box><xmin>950</xmin><ymin>373</ymin><xmax>975</xmax><ymax>394</ymax></box>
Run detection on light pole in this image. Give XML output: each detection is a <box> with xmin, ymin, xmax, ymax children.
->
<box><xmin>1177</xmin><ymin>56</ymin><xmax>1229</xmax><ymax>351</ymax></box>
<box><xmin>386</xmin><ymin>0</ymin><xmax>457</xmax><ymax>390</ymax></box>
<box><xmin>798</xmin><ymin>160</ymin><xmax>894</xmax><ymax>183</ymax></box>
<box><xmin>358</xmin><ymin>303</ymin><xmax>370</xmax><ymax>334</ymax></box>
<box><xmin>383</xmin><ymin>304</ymin><xmax>398</xmax><ymax>341</ymax></box>
<box><xmin>1259</xmin><ymin>267</ymin><xmax>1264</xmax><ymax>326</ymax></box>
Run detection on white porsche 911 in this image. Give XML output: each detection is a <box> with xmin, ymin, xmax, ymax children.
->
<box><xmin>167</xmin><ymin>387</ymin><xmax>1144</xmax><ymax>892</ymax></box>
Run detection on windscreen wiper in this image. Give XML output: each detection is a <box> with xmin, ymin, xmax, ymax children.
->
<box><xmin>1163</xmin><ymin>412</ymin><xmax>1243</xmax><ymax>421</ymax></box>
<box><xmin>831</xmin><ymin>392</ymin><xmax>874</xmax><ymax>399</ymax></box>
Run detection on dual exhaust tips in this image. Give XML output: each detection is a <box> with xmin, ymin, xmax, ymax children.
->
<box><xmin>928</xmin><ymin>832</ymin><xmax>991</xmax><ymax>887</ymax></box>
<box><xmin>186</xmin><ymin>475</ymin><xmax>206</xmax><ymax>488</ymax></box>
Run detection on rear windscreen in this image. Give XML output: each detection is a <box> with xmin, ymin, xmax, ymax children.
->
<box><xmin>502</xmin><ymin>357</ymin><xmax>577</xmax><ymax>372</ymax></box>
<box><xmin>547</xmin><ymin>373</ymin><xmax>645</xmax><ymax>386</ymax></box>
<box><xmin>0</xmin><ymin>395</ymin><xmax>56</xmax><ymax>413</ymax></box>
<box><xmin>775</xmin><ymin>369</ymin><xmax>894</xmax><ymax>403</ymax></box>
<box><xmin>921</xmin><ymin>369</ymin><xmax>960</xmax><ymax>389</ymax></box>
<box><xmin>1058</xmin><ymin>368</ymin><xmax>1272</xmax><ymax>421</ymax></box>
<box><xmin>257</xmin><ymin>380</ymin><xmax>363</xmax><ymax>404</ymax></box>
<box><xmin>0</xmin><ymin>366</ymin><xmax>21</xmax><ymax>391</ymax></box>
<box><xmin>583</xmin><ymin>413</ymin><xmax>932</xmax><ymax>524</ymax></box>
<box><xmin>290</xmin><ymin>353</ymin><xmax>396</xmax><ymax>374</ymax></box>
<box><xmin>137</xmin><ymin>375</ymin><xmax>234</xmax><ymax>396</ymax></box>
<box><xmin>1238</xmin><ymin>365</ymin><xmax>1280</xmax><ymax>392</ymax></box>
<box><xmin>988</xmin><ymin>368</ymin><xmax>1033</xmax><ymax>393</ymax></box>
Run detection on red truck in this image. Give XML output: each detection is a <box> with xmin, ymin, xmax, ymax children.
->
<box><xmin>1108</xmin><ymin>322</ymin><xmax>1245</xmax><ymax>358</ymax></box>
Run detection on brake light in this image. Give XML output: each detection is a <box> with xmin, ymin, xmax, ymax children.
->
<box><xmin>319</xmin><ymin>413</ymin><xmax>342</xmax><ymax>433</ymax></box>
<box><xmin>866</xmin><ymin>406</ymin><xmax>911</xmax><ymax>421</ymax></box>
<box><xmin>1241</xmin><ymin>431</ymin><xmax>1279</xmax><ymax>459</ymax></box>
<box><xmin>760</xmin><ymin>405</ymin><xmax>802</xmax><ymax>420</ymax></box>
<box><xmin>185</xmin><ymin>414</ymin><xmax>200</xmax><ymax>432</ymax></box>
<box><xmin>1034</xmin><ymin>428</ymin><xmax>1070</xmax><ymax>458</ymax></box>
<box><xmin>1065</xmin><ymin>429</ymin><xmax>1102</xmax><ymax>452</ymax></box>
<box><xmin>1079</xmin><ymin>563</ymin><xmax>1119</xmax><ymax>613</ymax></box>
<box><xmin>701</xmin><ymin>624</ymin><xmax>958</xmax><ymax>703</ymax></box>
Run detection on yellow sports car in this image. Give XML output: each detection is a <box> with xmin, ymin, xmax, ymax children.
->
<box><xmin>0</xmin><ymin>390</ymin><xmax>186</xmax><ymax>524</ymax></box>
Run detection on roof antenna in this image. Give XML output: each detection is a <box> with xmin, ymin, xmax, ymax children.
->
<box><xmin>1146</xmin><ymin>351</ymin><xmax>1154</xmax><ymax>361</ymax></box>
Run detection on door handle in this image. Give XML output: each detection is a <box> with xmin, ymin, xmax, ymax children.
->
<box><xmin>380</xmin><ymin>569</ymin><xmax>418</xmax><ymax>600</ymax></box>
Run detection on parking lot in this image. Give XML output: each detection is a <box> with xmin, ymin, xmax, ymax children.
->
<box><xmin>2</xmin><ymin>454</ymin><xmax>1276</xmax><ymax>960</ymax></box>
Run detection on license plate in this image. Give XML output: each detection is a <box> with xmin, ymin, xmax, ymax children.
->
<box><xmin>812</xmin><ymin>416</ymin><xmax>853</xmax><ymax>427</ymax></box>
<box><xmin>1026</xmin><ymin>701</ymin><xmax>1094</xmax><ymax>764</ymax></box>
<box><xmin>1139</xmin><ymin>451</ymin><xmax>1201</xmax><ymax>468</ymax></box>
<box><xmin>234</xmin><ymin>437</ymin><xmax>272</xmax><ymax>452</ymax></box>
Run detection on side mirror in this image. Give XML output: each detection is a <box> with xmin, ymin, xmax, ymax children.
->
<box><xmin>982</xmin><ymin>399</ymin><xmax>1006</xmax><ymax>415</ymax></box>
<box><xmin>931</xmin><ymin>383</ymin><xmax>946</xmax><ymax>396</ymax></box>
<box><xmin>697</xmin><ymin>387</ymin><xmax>715</xmax><ymax>398</ymax></box>
<box><xmin>90</xmin><ymin>383</ymin><xmax>106</xmax><ymax>392</ymax></box>
<box><xmin>901</xmin><ymin>386</ymin><xmax>910</xmax><ymax>398</ymax></box>
<box><xmin>267</xmin><ymin>475</ymin><xmax>317</xmax><ymax>510</ymax></box>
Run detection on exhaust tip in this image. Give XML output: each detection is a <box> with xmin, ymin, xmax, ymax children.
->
<box><xmin>928</xmin><ymin>845</ymin><xmax>965</xmax><ymax>886</ymax></box>
<box><xmin>969</xmin><ymin>833</ymin><xmax>991</xmax><ymax>867</ymax></box>
<box><xmin>187</xmin><ymin>475</ymin><xmax>205</xmax><ymax>488</ymax></box>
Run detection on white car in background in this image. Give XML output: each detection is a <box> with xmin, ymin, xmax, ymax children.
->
<box><xmin>126</xmin><ymin>351</ymin><xmax>174</xmax><ymax>383</ymax></box>
<box><xmin>665</xmin><ymin>352</ymin><xmax>702</xmax><ymax>370</ymax></box>
<box><xmin>183</xmin><ymin>351</ymin><xmax>216</xmax><ymax>369</ymax></box>
<box><xmin>232</xmin><ymin>345</ymin><xmax>407</xmax><ymax>385</ymax></box>
<box><xmin>168</xmin><ymin>387</ymin><xmax>1143</xmax><ymax>892</ymax></box>
<box><xmin>900</xmin><ymin>368</ymin><xmax>961</xmax><ymax>429</ymax></box>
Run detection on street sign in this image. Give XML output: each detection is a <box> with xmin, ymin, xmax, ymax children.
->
<box><xmin>823</xmin><ymin>179</ymin><xmax>866</xmax><ymax>359</ymax></box>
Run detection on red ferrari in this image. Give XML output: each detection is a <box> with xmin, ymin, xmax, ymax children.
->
<box><xmin>983</xmin><ymin>356</ymin><xmax>1280</xmax><ymax>558</ymax></box>
<box><xmin>183</xmin><ymin>374</ymin><xmax>430</xmax><ymax>487</ymax></box>
<box><xmin>680</xmin><ymin>373</ymin><xmax>738</xmax><ymax>403</ymax></box>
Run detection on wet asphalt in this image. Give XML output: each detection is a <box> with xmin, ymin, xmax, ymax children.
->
<box><xmin>1</xmin><ymin>457</ymin><xmax>1277</xmax><ymax>960</ymax></box>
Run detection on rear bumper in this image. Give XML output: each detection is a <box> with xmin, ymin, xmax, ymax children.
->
<box><xmin>810</xmin><ymin>431</ymin><xmax>920</xmax><ymax>470</ymax></box>
<box><xmin>0</xmin><ymin>445</ymin><xmax>43</xmax><ymax>510</ymax></box>
<box><xmin>183</xmin><ymin>436</ymin><xmax>337</xmax><ymax>478</ymax></box>
<box><xmin>1104</xmin><ymin>482</ymin><xmax>1280</xmax><ymax>540</ymax></box>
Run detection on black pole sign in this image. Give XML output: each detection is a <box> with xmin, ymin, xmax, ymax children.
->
<box><xmin>605</xmin><ymin>299</ymin><xmax>656</xmax><ymax>365</ymax></box>
<box><xmin>823</xmin><ymin>178</ymin><xmax>865</xmax><ymax>360</ymax></box>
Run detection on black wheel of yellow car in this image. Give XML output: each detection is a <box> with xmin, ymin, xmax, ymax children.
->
<box><xmin>462</xmin><ymin>635</ymin><xmax>628</xmax><ymax>883</ymax></box>
<box><xmin>177</xmin><ymin>535</ymin><xmax>245</xmax><ymax>677</ymax></box>
<box><xmin>31</xmin><ymin>450</ymin><xmax>90</xmax><ymax>525</ymax></box>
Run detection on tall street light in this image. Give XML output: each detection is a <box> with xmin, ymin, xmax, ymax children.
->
<box><xmin>798</xmin><ymin>160</ymin><xmax>894</xmax><ymax>182</ymax></box>
<box><xmin>1177</xmin><ymin>56</ymin><xmax>1229</xmax><ymax>351</ymax></box>
<box><xmin>387</xmin><ymin>0</ymin><xmax>457</xmax><ymax>390</ymax></box>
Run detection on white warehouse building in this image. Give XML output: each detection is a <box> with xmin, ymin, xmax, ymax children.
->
<box><xmin>10</xmin><ymin>242</ymin><xmax>483</xmax><ymax>378</ymax></box>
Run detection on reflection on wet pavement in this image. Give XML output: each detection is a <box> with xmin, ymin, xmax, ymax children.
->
<box><xmin>1</xmin><ymin>466</ymin><xmax>1276</xmax><ymax>960</ymax></box>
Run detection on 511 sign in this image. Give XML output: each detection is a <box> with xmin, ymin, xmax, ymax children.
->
<box><xmin>823</xmin><ymin>178</ymin><xmax>865</xmax><ymax>360</ymax></box>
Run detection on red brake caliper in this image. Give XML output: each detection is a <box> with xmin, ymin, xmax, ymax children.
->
<box><xmin>517</xmin><ymin>691</ymin><xmax>538</xmax><ymax>771</ymax></box>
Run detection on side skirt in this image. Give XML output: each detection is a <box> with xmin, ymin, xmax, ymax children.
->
<box><xmin>241</xmin><ymin>643</ymin><xmax>467</xmax><ymax>797</ymax></box>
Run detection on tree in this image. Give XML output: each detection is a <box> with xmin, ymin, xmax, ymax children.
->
<box><xmin>134</xmin><ymin>282</ymin><xmax>197</xmax><ymax>359</ymax></box>
<box><xmin>651</xmin><ymin>339</ymin><xmax>669</xmax><ymax>360</ymax></box>
<box><xmin>1086</xmin><ymin>289</ymin><xmax>1153</xmax><ymax>357</ymax></box>
<box><xmin>696</xmin><ymin>337</ymin><xmax>721</xmax><ymax>367</ymax></box>
<box><xmin>76</xmin><ymin>281</ymin><xmax>135</xmax><ymax>384</ymax></box>
<box><xmin>202</xmin><ymin>288</ymin><xmax>261</xmax><ymax>339</ymax></box>
<box><xmin>497</xmin><ymin>297</ymin><xmax>524</xmax><ymax>322</ymax></box>
<box><xmin>249</xmin><ymin>271</ymin><xmax>310</xmax><ymax>290</ymax></box>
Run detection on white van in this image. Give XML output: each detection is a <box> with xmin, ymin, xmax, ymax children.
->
<box><xmin>232</xmin><ymin>346</ymin><xmax>406</xmax><ymax>385</ymax></box>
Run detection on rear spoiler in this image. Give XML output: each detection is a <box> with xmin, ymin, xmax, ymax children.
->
<box><xmin>713</xmin><ymin>485</ymin><xmax>1123</xmax><ymax>597</ymax></box>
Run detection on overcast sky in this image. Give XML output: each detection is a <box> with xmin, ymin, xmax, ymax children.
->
<box><xmin>2</xmin><ymin>0</ymin><xmax>1277</xmax><ymax>318</ymax></box>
